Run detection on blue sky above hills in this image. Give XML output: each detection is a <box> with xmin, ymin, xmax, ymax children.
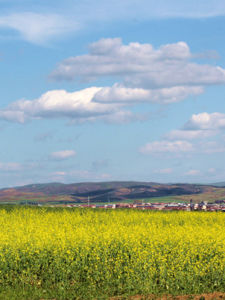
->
<box><xmin>0</xmin><ymin>0</ymin><xmax>225</xmax><ymax>187</ymax></box>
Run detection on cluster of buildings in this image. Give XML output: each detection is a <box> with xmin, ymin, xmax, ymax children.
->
<box><xmin>69</xmin><ymin>201</ymin><xmax>225</xmax><ymax>212</ymax></box>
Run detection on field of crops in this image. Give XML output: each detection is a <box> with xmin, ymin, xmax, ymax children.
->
<box><xmin>0</xmin><ymin>207</ymin><xmax>225</xmax><ymax>299</ymax></box>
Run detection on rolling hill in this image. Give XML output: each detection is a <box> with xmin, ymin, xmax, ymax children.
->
<box><xmin>0</xmin><ymin>181</ymin><xmax>225</xmax><ymax>204</ymax></box>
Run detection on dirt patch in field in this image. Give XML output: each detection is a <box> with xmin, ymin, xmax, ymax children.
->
<box><xmin>111</xmin><ymin>292</ymin><xmax>225</xmax><ymax>300</ymax></box>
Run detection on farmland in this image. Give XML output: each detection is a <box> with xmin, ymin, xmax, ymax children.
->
<box><xmin>0</xmin><ymin>207</ymin><xmax>225</xmax><ymax>299</ymax></box>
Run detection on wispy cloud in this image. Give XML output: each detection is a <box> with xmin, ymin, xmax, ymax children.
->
<box><xmin>0</xmin><ymin>161</ymin><xmax>39</xmax><ymax>172</ymax></box>
<box><xmin>185</xmin><ymin>169</ymin><xmax>201</xmax><ymax>176</ymax></box>
<box><xmin>0</xmin><ymin>12</ymin><xmax>78</xmax><ymax>45</ymax></box>
<box><xmin>165</xmin><ymin>129</ymin><xmax>215</xmax><ymax>140</ymax></box>
<box><xmin>23</xmin><ymin>0</ymin><xmax>225</xmax><ymax>23</ymax></box>
<box><xmin>140</xmin><ymin>140</ymin><xmax>193</xmax><ymax>154</ymax></box>
<box><xmin>50</xmin><ymin>150</ymin><xmax>76</xmax><ymax>161</ymax></box>
<box><xmin>1</xmin><ymin>1</ymin><xmax>225</xmax><ymax>45</ymax></box>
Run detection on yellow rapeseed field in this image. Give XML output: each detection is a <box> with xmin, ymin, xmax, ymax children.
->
<box><xmin>0</xmin><ymin>207</ymin><xmax>224</xmax><ymax>299</ymax></box>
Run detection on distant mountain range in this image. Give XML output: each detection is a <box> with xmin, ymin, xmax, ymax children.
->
<box><xmin>0</xmin><ymin>181</ymin><xmax>225</xmax><ymax>204</ymax></box>
<box><xmin>211</xmin><ymin>182</ymin><xmax>225</xmax><ymax>187</ymax></box>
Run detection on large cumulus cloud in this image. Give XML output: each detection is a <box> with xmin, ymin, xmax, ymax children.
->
<box><xmin>1</xmin><ymin>39</ymin><xmax>225</xmax><ymax>124</ymax></box>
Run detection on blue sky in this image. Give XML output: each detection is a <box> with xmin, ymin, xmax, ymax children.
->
<box><xmin>0</xmin><ymin>0</ymin><xmax>225</xmax><ymax>187</ymax></box>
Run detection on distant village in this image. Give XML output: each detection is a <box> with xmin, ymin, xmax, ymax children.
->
<box><xmin>65</xmin><ymin>200</ymin><xmax>225</xmax><ymax>212</ymax></box>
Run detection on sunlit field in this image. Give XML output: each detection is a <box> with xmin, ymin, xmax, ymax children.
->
<box><xmin>0</xmin><ymin>207</ymin><xmax>225</xmax><ymax>299</ymax></box>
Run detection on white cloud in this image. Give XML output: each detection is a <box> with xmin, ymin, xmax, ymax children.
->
<box><xmin>185</xmin><ymin>169</ymin><xmax>201</xmax><ymax>176</ymax></box>
<box><xmin>50</xmin><ymin>150</ymin><xmax>76</xmax><ymax>160</ymax></box>
<box><xmin>140</xmin><ymin>138</ymin><xmax>225</xmax><ymax>156</ymax></box>
<box><xmin>101</xmin><ymin>110</ymin><xmax>145</xmax><ymax>124</ymax></box>
<box><xmin>140</xmin><ymin>140</ymin><xmax>193</xmax><ymax>154</ymax></box>
<box><xmin>0</xmin><ymin>87</ymin><xmax>123</xmax><ymax>123</ymax></box>
<box><xmin>184</xmin><ymin>112</ymin><xmax>225</xmax><ymax>130</ymax></box>
<box><xmin>1</xmin><ymin>39</ymin><xmax>224</xmax><ymax>125</ymax></box>
<box><xmin>52</xmin><ymin>171</ymin><xmax>67</xmax><ymax>176</ymax></box>
<box><xmin>0</xmin><ymin>110</ymin><xmax>26</xmax><ymax>123</ymax></box>
<box><xmin>94</xmin><ymin>84</ymin><xmax>203</xmax><ymax>104</ymax></box>
<box><xmin>146</xmin><ymin>112</ymin><xmax>225</xmax><ymax>156</ymax></box>
<box><xmin>165</xmin><ymin>112</ymin><xmax>225</xmax><ymax>141</ymax></box>
<box><xmin>0</xmin><ymin>161</ymin><xmax>39</xmax><ymax>173</ymax></box>
<box><xmin>0</xmin><ymin>12</ymin><xmax>78</xmax><ymax>44</ymax></box>
<box><xmin>50</xmin><ymin>171</ymin><xmax>67</xmax><ymax>182</ymax></box>
<box><xmin>0</xmin><ymin>85</ymin><xmax>204</xmax><ymax>124</ymax></box>
<box><xmin>166</xmin><ymin>129</ymin><xmax>215</xmax><ymax>140</ymax></box>
<box><xmin>51</xmin><ymin>38</ymin><xmax>225</xmax><ymax>90</ymax></box>
<box><xmin>0</xmin><ymin>85</ymin><xmax>197</xmax><ymax>124</ymax></box>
